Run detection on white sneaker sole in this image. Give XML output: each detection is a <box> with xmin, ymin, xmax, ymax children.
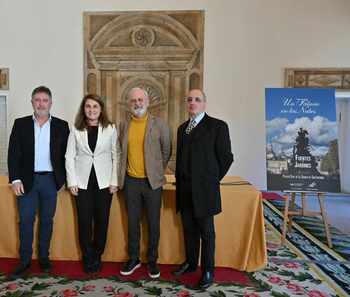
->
<box><xmin>120</xmin><ymin>263</ymin><xmax>141</xmax><ymax>276</ymax></box>
<box><xmin>148</xmin><ymin>271</ymin><xmax>160</xmax><ymax>278</ymax></box>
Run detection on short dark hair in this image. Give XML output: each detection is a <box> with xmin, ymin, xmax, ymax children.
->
<box><xmin>31</xmin><ymin>86</ymin><xmax>52</xmax><ymax>99</ymax></box>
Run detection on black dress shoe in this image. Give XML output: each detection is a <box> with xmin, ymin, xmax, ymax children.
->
<box><xmin>90</xmin><ymin>255</ymin><xmax>102</xmax><ymax>273</ymax></box>
<box><xmin>82</xmin><ymin>255</ymin><xmax>94</xmax><ymax>273</ymax></box>
<box><xmin>172</xmin><ymin>262</ymin><xmax>197</xmax><ymax>277</ymax></box>
<box><xmin>197</xmin><ymin>271</ymin><xmax>214</xmax><ymax>290</ymax></box>
<box><xmin>39</xmin><ymin>258</ymin><xmax>52</xmax><ymax>273</ymax></box>
<box><xmin>9</xmin><ymin>262</ymin><xmax>31</xmax><ymax>279</ymax></box>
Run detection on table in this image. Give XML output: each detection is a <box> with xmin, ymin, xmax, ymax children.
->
<box><xmin>0</xmin><ymin>175</ymin><xmax>266</xmax><ymax>272</ymax></box>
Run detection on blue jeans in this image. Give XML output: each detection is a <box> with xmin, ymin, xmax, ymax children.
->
<box><xmin>16</xmin><ymin>173</ymin><xmax>57</xmax><ymax>263</ymax></box>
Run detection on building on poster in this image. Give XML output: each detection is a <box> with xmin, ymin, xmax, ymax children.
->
<box><xmin>265</xmin><ymin>88</ymin><xmax>341</xmax><ymax>192</ymax></box>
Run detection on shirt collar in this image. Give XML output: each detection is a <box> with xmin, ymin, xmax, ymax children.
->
<box><xmin>32</xmin><ymin>113</ymin><xmax>52</xmax><ymax>123</ymax></box>
<box><xmin>190</xmin><ymin>112</ymin><xmax>205</xmax><ymax>123</ymax></box>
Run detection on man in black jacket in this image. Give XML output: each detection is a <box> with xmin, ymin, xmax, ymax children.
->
<box><xmin>8</xmin><ymin>86</ymin><xmax>69</xmax><ymax>278</ymax></box>
<box><xmin>173</xmin><ymin>89</ymin><xmax>233</xmax><ymax>289</ymax></box>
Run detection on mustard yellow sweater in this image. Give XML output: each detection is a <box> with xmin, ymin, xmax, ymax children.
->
<box><xmin>127</xmin><ymin>114</ymin><xmax>148</xmax><ymax>178</ymax></box>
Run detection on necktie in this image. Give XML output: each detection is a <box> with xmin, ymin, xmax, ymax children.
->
<box><xmin>185</xmin><ymin>119</ymin><xmax>196</xmax><ymax>134</ymax></box>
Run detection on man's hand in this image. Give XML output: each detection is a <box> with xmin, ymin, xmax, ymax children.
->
<box><xmin>69</xmin><ymin>186</ymin><xmax>79</xmax><ymax>196</ymax></box>
<box><xmin>109</xmin><ymin>185</ymin><xmax>118</xmax><ymax>194</ymax></box>
<box><xmin>12</xmin><ymin>181</ymin><xmax>24</xmax><ymax>196</ymax></box>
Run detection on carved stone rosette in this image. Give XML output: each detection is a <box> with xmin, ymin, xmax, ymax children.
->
<box><xmin>84</xmin><ymin>11</ymin><xmax>204</xmax><ymax>171</ymax></box>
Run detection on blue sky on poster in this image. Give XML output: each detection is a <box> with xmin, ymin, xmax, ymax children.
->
<box><xmin>265</xmin><ymin>88</ymin><xmax>337</xmax><ymax>157</ymax></box>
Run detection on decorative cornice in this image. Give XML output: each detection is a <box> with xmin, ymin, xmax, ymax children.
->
<box><xmin>285</xmin><ymin>68</ymin><xmax>350</xmax><ymax>90</ymax></box>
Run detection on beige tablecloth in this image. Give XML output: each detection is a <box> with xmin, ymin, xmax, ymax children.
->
<box><xmin>0</xmin><ymin>175</ymin><xmax>266</xmax><ymax>272</ymax></box>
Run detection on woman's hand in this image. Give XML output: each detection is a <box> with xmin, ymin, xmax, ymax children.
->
<box><xmin>69</xmin><ymin>186</ymin><xmax>79</xmax><ymax>196</ymax></box>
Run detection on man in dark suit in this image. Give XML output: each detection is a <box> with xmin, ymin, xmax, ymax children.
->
<box><xmin>8</xmin><ymin>86</ymin><xmax>69</xmax><ymax>278</ymax></box>
<box><xmin>173</xmin><ymin>89</ymin><xmax>233</xmax><ymax>289</ymax></box>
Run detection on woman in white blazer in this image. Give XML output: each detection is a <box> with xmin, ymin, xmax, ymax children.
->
<box><xmin>65</xmin><ymin>94</ymin><xmax>119</xmax><ymax>273</ymax></box>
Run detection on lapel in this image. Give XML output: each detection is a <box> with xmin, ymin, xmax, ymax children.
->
<box><xmin>93</xmin><ymin>124</ymin><xmax>103</xmax><ymax>154</ymax></box>
<box><xmin>122</xmin><ymin>116</ymin><xmax>131</xmax><ymax>152</ymax></box>
<box><xmin>82</xmin><ymin>128</ymin><xmax>92</xmax><ymax>154</ymax></box>
<box><xmin>82</xmin><ymin>125</ymin><xmax>102</xmax><ymax>155</ymax></box>
<box><xmin>144</xmin><ymin>113</ymin><xmax>153</xmax><ymax>145</ymax></box>
<box><xmin>28</xmin><ymin>117</ymin><xmax>35</xmax><ymax>158</ymax></box>
<box><xmin>178</xmin><ymin>119</ymin><xmax>189</xmax><ymax>150</ymax></box>
<box><xmin>49</xmin><ymin>117</ymin><xmax>56</xmax><ymax>155</ymax></box>
<box><xmin>190</xmin><ymin>113</ymin><xmax>209</xmax><ymax>142</ymax></box>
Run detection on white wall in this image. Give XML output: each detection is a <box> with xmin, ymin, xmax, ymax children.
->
<box><xmin>1</xmin><ymin>0</ymin><xmax>350</xmax><ymax>189</ymax></box>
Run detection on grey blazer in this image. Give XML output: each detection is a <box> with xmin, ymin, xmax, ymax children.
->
<box><xmin>118</xmin><ymin>114</ymin><xmax>172</xmax><ymax>190</ymax></box>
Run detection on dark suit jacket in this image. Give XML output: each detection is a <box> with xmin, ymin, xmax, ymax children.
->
<box><xmin>175</xmin><ymin>114</ymin><xmax>233</xmax><ymax>218</ymax></box>
<box><xmin>8</xmin><ymin>115</ymin><xmax>70</xmax><ymax>193</ymax></box>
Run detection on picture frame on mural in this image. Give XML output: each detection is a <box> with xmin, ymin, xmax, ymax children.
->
<box><xmin>0</xmin><ymin>68</ymin><xmax>9</xmax><ymax>90</ymax></box>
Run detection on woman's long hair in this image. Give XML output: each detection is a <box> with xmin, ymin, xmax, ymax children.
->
<box><xmin>74</xmin><ymin>94</ymin><xmax>112</xmax><ymax>130</ymax></box>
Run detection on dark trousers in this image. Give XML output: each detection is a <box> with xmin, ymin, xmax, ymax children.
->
<box><xmin>75</xmin><ymin>168</ymin><xmax>112</xmax><ymax>258</ymax></box>
<box><xmin>123</xmin><ymin>175</ymin><xmax>162</xmax><ymax>263</ymax></box>
<box><xmin>180</xmin><ymin>180</ymin><xmax>215</xmax><ymax>272</ymax></box>
<box><xmin>17</xmin><ymin>173</ymin><xmax>57</xmax><ymax>264</ymax></box>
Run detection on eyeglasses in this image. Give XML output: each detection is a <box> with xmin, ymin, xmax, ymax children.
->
<box><xmin>185</xmin><ymin>96</ymin><xmax>203</xmax><ymax>103</ymax></box>
<box><xmin>129</xmin><ymin>98</ymin><xmax>145</xmax><ymax>104</ymax></box>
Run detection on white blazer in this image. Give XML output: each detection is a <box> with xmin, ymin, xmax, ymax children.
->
<box><xmin>65</xmin><ymin>124</ymin><xmax>119</xmax><ymax>190</ymax></box>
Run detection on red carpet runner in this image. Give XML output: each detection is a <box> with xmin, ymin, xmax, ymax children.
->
<box><xmin>0</xmin><ymin>258</ymin><xmax>252</xmax><ymax>287</ymax></box>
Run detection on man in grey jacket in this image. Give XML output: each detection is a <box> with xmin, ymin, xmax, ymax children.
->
<box><xmin>118</xmin><ymin>87</ymin><xmax>171</xmax><ymax>278</ymax></box>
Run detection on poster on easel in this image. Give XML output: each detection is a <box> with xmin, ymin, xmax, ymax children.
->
<box><xmin>265</xmin><ymin>88</ymin><xmax>341</xmax><ymax>192</ymax></box>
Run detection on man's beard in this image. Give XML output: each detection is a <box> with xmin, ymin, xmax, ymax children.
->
<box><xmin>35</xmin><ymin>109</ymin><xmax>50</xmax><ymax>118</ymax></box>
<box><xmin>131</xmin><ymin>107</ymin><xmax>147</xmax><ymax>118</ymax></box>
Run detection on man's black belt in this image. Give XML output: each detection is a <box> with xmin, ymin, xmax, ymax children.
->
<box><xmin>34</xmin><ymin>171</ymin><xmax>53</xmax><ymax>175</ymax></box>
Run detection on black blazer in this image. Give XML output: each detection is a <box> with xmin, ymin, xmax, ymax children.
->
<box><xmin>8</xmin><ymin>115</ymin><xmax>70</xmax><ymax>193</ymax></box>
<box><xmin>175</xmin><ymin>114</ymin><xmax>234</xmax><ymax>218</ymax></box>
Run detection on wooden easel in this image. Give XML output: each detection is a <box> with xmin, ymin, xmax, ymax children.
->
<box><xmin>281</xmin><ymin>191</ymin><xmax>332</xmax><ymax>248</ymax></box>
